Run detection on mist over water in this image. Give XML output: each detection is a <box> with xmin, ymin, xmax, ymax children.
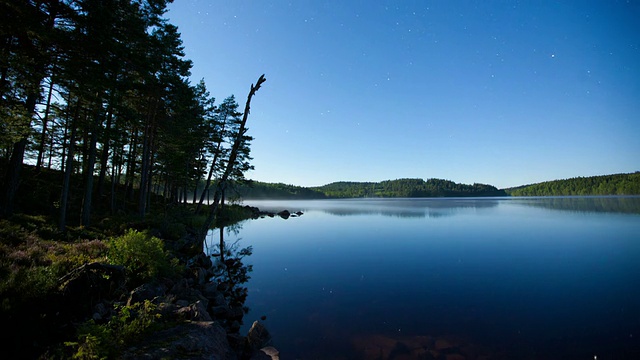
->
<box><xmin>209</xmin><ymin>197</ymin><xmax>640</xmax><ymax>359</ymax></box>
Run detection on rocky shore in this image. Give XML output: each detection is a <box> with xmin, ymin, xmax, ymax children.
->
<box><xmin>5</xmin><ymin>205</ymin><xmax>308</xmax><ymax>359</ymax></box>
<box><xmin>52</xmin><ymin>206</ymin><xmax>309</xmax><ymax>359</ymax></box>
<box><xmin>242</xmin><ymin>205</ymin><xmax>304</xmax><ymax>220</ymax></box>
<box><xmin>58</xmin><ymin>240</ymin><xmax>275</xmax><ymax>359</ymax></box>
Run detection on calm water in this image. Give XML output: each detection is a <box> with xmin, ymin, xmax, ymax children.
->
<box><xmin>206</xmin><ymin>197</ymin><xmax>640</xmax><ymax>359</ymax></box>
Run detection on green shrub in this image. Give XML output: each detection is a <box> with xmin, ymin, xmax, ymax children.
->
<box><xmin>66</xmin><ymin>300</ymin><xmax>161</xmax><ymax>359</ymax></box>
<box><xmin>47</xmin><ymin>240</ymin><xmax>109</xmax><ymax>278</ymax></box>
<box><xmin>0</xmin><ymin>266</ymin><xmax>58</xmax><ymax>308</ymax></box>
<box><xmin>0</xmin><ymin>232</ymin><xmax>106</xmax><ymax>308</ymax></box>
<box><xmin>106</xmin><ymin>229</ymin><xmax>178</xmax><ymax>285</ymax></box>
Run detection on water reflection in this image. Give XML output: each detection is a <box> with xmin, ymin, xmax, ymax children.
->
<box><xmin>508</xmin><ymin>196</ymin><xmax>640</xmax><ymax>215</ymax></box>
<box><xmin>205</xmin><ymin>224</ymin><xmax>253</xmax><ymax>333</ymax></box>
<box><xmin>245</xmin><ymin>198</ymin><xmax>500</xmax><ymax>218</ymax></box>
<box><xmin>235</xmin><ymin>196</ymin><xmax>640</xmax><ymax>359</ymax></box>
<box><xmin>244</xmin><ymin>196</ymin><xmax>640</xmax><ymax>217</ymax></box>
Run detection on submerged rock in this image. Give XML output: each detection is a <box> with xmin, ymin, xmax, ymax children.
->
<box><xmin>435</xmin><ymin>338</ymin><xmax>454</xmax><ymax>351</ymax></box>
<box><xmin>350</xmin><ymin>333</ymin><xmax>488</xmax><ymax>360</ymax></box>
<box><xmin>121</xmin><ymin>321</ymin><xmax>235</xmax><ymax>360</ymax></box>
<box><xmin>245</xmin><ymin>320</ymin><xmax>273</xmax><ymax>353</ymax></box>
<box><xmin>352</xmin><ymin>334</ymin><xmax>398</xmax><ymax>359</ymax></box>
<box><xmin>260</xmin><ymin>346</ymin><xmax>280</xmax><ymax>360</ymax></box>
<box><xmin>277</xmin><ymin>210</ymin><xmax>290</xmax><ymax>219</ymax></box>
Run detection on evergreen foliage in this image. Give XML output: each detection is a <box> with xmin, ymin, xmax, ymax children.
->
<box><xmin>230</xmin><ymin>181</ymin><xmax>327</xmax><ymax>199</ymax></box>
<box><xmin>313</xmin><ymin>178</ymin><xmax>507</xmax><ymax>198</ymax></box>
<box><xmin>226</xmin><ymin>178</ymin><xmax>506</xmax><ymax>199</ymax></box>
<box><xmin>0</xmin><ymin>0</ymin><xmax>255</xmax><ymax>229</ymax></box>
<box><xmin>66</xmin><ymin>300</ymin><xmax>161</xmax><ymax>359</ymax></box>
<box><xmin>232</xmin><ymin>174</ymin><xmax>640</xmax><ymax>200</ymax></box>
<box><xmin>505</xmin><ymin>172</ymin><xmax>640</xmax><ymax>196</ymax></box>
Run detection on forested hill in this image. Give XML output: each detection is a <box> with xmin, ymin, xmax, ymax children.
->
<box><xmin>505</xmin><ymin>172</ymin><xmax>640</xmax><ymax>196</ymax></box>
<box><xmin>230</xmin><ymin>181</ymin><xmax>327</xmax><ymax>199</ymax></box>
<box><xmin>232</xmin><ymin>178</ymin><xmax>506</xmax><ymax>199</ymax></box>
<box><xmin>314</xmin><ymin>178</ymin><xmax>507</xmax><ymax>198</ymax></box>
<box><xmin>231</xmin><ymin>173</ymin><xmax>640</xmax><ymax>200</ymax></box>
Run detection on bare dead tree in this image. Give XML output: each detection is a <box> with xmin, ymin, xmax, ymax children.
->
<box><xmin>198</xmin><ymin>74</ymin><xmax>266</xmax><ymax>242</ymax></box>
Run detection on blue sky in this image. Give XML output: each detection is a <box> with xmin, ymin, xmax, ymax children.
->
<box><xmin>166</xmin><ymin>1</ymin><xmax>639</xmax><ymax>189</ymax></box>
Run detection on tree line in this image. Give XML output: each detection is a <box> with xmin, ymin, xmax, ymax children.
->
<box><xmin>232</xmin><ymin>173</ymin><xmax>640</xmax><ymax>200</ymax></box>
<box><xmin>228</xmin><ymin>178</ymin><xmax>507</xmax><ymax>199</ymax></box>
<box><xmin>314</xmin><ymin>178</ymin><xmax>507</xmax><ymax>198</ymax></box>
<box><xmin>505</xmin><ymin>172</ymin><xmax>640</xmax><ymax>196</ymax></box>
<box><xmin>229</xmin><ymin>181</ymin><xmax>327</xmax><ymax>200</ymax></box>
<box><xmin>0</xmin><ymin>0</ymin><xmax>262</xmax><ymax>237</ymax></box>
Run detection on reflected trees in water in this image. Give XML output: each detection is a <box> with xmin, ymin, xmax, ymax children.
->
<box><xmin>206</xmin><ymin>223</ymin><xmax>253</xmax><ymax>329</ymax></box>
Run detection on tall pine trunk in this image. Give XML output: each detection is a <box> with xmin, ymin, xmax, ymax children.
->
<box><xmin>35</xmin><ymin>78</ymin><xmax>55</xmax><ymax>171</ymax></box>
<box><xmin>195</xmin><ymin>122</ymin><xmax>228</xmax><ymax>214</ymax></box>
<box><xmin>59</xmin><ymin>101</ymin><xmax>80</xmax><ymax>231</ymax></box>
<box><xmin>125</xmin><ymin>129</ymin><xmax>138</xmax><ymax>202</ymax></box>
<box><xmin>2</xmin><ymin>2</ymin><xmax>59</xmax><ymax>215</ymax></box>
<box><xmin>2</xmin><ymin>93</ymin><xmax>38</xmax><ymax>216</ymax></box>
<box><xmin>81</xmin><ymin>101</ymin><xmax>102</xmax><ymax>226</ymax></box>
<box><xmin>139</xmin><ymin>98</ymin><xmax>158</xmax><ymax>217</ymax></box>
<box><xmin>97</xmin><ymin>106</ymin><xmax>113</xmax><ymax>196</ymax></box>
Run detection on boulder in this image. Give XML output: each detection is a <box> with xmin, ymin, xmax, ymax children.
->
<box><xmin>210</xmin><ymin>305</ymin><xmax>230</xmax><ymax>318</ymax></box>
<box><xmin>127</xmin><ymin>282</ymin><xmax>167</xmax><ymax>306</ymax></box>
<box><xmin>435</xmin><ymin>338</ymin><xmax>454</xmax><ymax>351</ymax></box>
<box><xmin>189</xmin><ymin>252</ymin><xmax>213</xmax><ymax>268</ymax></box>
<box><xmin>227</xmin><ymin>306</ymin><xmax>245</xmax><ymax>321</ymax></box>
<box><xmin>245</xmin><ymin>321</ymin><xmax>272</xmax><ymax>353</ymax></box>
<box><xmin>202</xmin><ymin>281</ymin><xmax>221</xmax><ymax>299</ymax></box>
<box><xmin>243</xmin><ymin>205</ymin><xmax>262</xmax><ymax>219</ymax></box>
<box><xmin>176</xmin><ymin>300</ymin><xmax>212</xmax><ymax>321</ymax></box>
<box><xmin>120</xmin><ymin>321</ymin><xmax>236</xmax><ymax>360</ymax></box>
<box><xmin>58</xmin><ymin>262</ymin><xmax>126</xmax><ymax>317</ymax></box>
<box><xmin>351</xmin><ymin>334</ymin><xmax>398</xmax><ymax>359</ymax></box>
<box><xmin>91</xmin><ymin>302</ymin><xmax>110</xmax><ymax>322</ymax></box>
<box><xmin>260</xmin><ymin>346</ymin><xmax>280</xmax><ymax>360</ymax></box>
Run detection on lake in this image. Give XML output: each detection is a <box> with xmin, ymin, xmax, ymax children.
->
<box><xmin>206</xmin><ymin>197</ymin><xmax>640</xmax><ymax>359</ymax></box>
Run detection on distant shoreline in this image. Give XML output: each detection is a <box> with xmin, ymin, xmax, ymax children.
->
<box><xmin>223</xmin><ymin>172</ymin><xmax>640</xmax><ymax>199</ymax></box>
